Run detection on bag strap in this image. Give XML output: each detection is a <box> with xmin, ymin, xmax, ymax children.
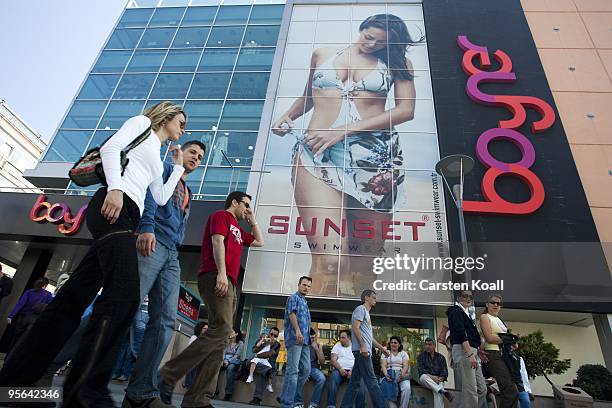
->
<box><xmin>124</xmin><ymin>125</ymin><xmax>152</xmax><ymax>153</ymax></box>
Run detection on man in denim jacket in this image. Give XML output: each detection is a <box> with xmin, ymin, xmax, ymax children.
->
<box><xmin>122</xmin><ymin>141</ymin><xmax>205</xmax><ymax>408</ymax></box>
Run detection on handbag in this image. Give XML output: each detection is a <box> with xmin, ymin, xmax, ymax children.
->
<box><xmin>69</xmin><ymin>125</ymin><xmax>152</xmax><ymax>187</ymax></box>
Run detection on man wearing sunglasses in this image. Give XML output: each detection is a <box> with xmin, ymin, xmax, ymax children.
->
<box><xmin>158</xmin><ymin>191</ymin><xmax>264</xmax><ymax>407</ymax></box>
<box><xmin>248</xmin><ymin>327</ymin><xmax>281</xmax><ymax>405</ymax></box>
<box><xmin>447</xmin><ymin>290</ymin><xmax>486</xmax><ymax>408</ymax></box>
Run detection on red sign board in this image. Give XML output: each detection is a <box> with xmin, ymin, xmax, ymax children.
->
<box><xmin>178</xmin><ymin>285</ymin><xmax>201</xmax><ymax>322</ymax></box>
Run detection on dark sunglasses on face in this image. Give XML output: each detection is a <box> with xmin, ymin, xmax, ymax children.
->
<box><xmin>489</xmin><ymin>301</ymin><xmax>502</xmax><ymax>306</ymax></box>
<box><xmin>461</xmin><ymin>293</ymin><xmax>473</xmax><ymax>299</ymax></box>
<box><xmin>240</xmin><ymin>200</ymin><xmax>250</xmax><ymax>208</ymax></box>
<box><xmin>269</xmin><ymin>332</ymin><xmax>277</xmax><ymax>337</ymax></box>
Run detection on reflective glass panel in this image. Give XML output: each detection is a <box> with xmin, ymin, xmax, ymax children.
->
<box><xmin>173</xmin><ymin>131</ymin><xmax>214</xmax><ymax>163</ymax></box>
<box><xmin>148</xmin><ymin>7</ymin><xmax>185</xmax><ymax>26</ymax></box>
<box><xmin>138</xmin><ymin>28</ymin><xmax>177</xmax><ymax>48</ymax></box>
<box><xmin>117</xmin><ymin>8</ymin><xmax>154</xmax><ymax>28</ymax></box>
<box><xmin>61</xmin><ymin>101</ymin><xmax>107</xmax><ymax>129</ymax></box>
<box><xmin>183</xmin><ymin>101</ymin><xmax>223</xmax><ymax>130</ymax></box>
<box><xmin>182</xmin><ymin>7</ymin><xmax>216</xmax><ymax>26</ymax></box>
<box><xmin>207</xmin><ymin>26</ymin><xmax>246</xmax><ymax>47</ymax></box>
<box><xmin>86</xmin><ymin>130</ymin><xmax>115</xmax><ymax>150</ymax></box>
<box><xmin>92</xmin><ymin>50</ymin><xmax>132</xmax><ymax>73</ymax></box>
<box><xmin>249</xmin><ymin>5</ymin><xmax>284</xmax><ymax>24</ymax></box>
<box><xmin>172</xmin><ymin>27</ymin><xmax>210</xmax><ymax>48</ymax></box>
<box><xmin>76</xmin><ymin>75</ymin><xmax>121</xmax><ymax>99</ymax></box>
<box><xmin>44</xmin><ymin>130</ymin><xmax>93</xmax><ymax>162</ymax></box>
<box><xmin>106</xmin><ymin>28</ymin><xmax>144</xmax><ymax>49</ymax></box>
<box><xmin>228</xmin><ymin>72</ymin><xmax>269</xmax><ymax>99</ymax></box>
<box><xmin>149</xmin><ymin>73</ymin><xmax>192</xmax><ymax>99</ymax></box>
<box><xmin>201</xmin><ymin>167</ymin><xmax>248</xmax><ymax>198</ymax></box>
<box><xmin>184</xmin><ymin>166</ymin><xmax>204</xmax><ymax>194</ymax></box>
<box><xmin>242</xmin><ymin>25</ymin><xmax>280</xmax><ymax>46</ymax></box>
<box><xmin>113</xmin><ymin>74</ymin><xmax>156</xmax><ymax>99</ymax></box>
<box><xmin>214</xmin><ymin>6</ymin><xmax>250</xmax><ymax>25</ymax></box>
<box><xmin>198</xmin><ymin>48</ymin><xmax>238</xmax><ymax>71</ymax></box>
<box><xmin>144</xmin><ymin>99</ymin><xmax>183</xmax><ymax>109</ymax></box>
<box><xmin>189</xmin><ymin>73</ymin><xmax>231</xmax><ymax>99</ymax></box>
<box><xmin>130</xmin><ymin>0</ymin><xmax>158</xmax><ymax>6</ymax></box>
<box><xmin>126</xmin><ymin>50</ymin><xmax>167</xmax><ymax>72</ymax></box>
<box><xmin>219</xmin><ymin>101</ymin><xmax>264</xmax><ymax>130</ymax></box>
<box><xmin>159</xmin><ymin>0</ymin><xmax>189</xmax><ymax>6</ymax></box>
<box><xmin>219</xmin><ymin>131</ymin><xmax>257</xmax><ymax>166</ymax></box>
<box><xmin>235</xmin><ymin>48</ymin><xmax>275</xmax><ymax>71</ymax></box>
<box><xmin>99</xmin><ymin>100</ymin><xmax>146</xmax><ymax>129</ymax></box>
<box><xmin>181</xmin><ymin>7</ymin><xmax>217</xmax><ymax>27</ymax></box>
<box><xmin>162</xmin><ymin>49</ymin><xmax>201</xmax><ymax>72</ymax></box>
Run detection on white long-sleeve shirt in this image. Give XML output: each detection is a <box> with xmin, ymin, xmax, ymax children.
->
<box><xmin>99</xmin><ymin>115</ymin><xmax>184</xmax><ymax>214</ymax></box>
<box><xmin>519</xmin><ymin>356</ymin><xmax>532</xmax><ymax>393</ymax></box>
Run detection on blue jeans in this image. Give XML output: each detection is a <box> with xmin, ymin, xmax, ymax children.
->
<box><xmin>280</xmin><ymin>344</ymin><xmax>311</xmax><ymax>408</ymax></box>
<box><xmin>112</xmin><ymin>333</ymin><xmax>133</xmax><ymax>379</ymax></box>
<box><xmin>126</xmin><ymin>244</ymin><xmax>181</xmax><ymax>400</ymax></box>
<box><xmin>327</xmin><ymin>368</ymin><xmax>365</xmax><ymax>408</ymax></box>
<box><xmin>340</xmin><ymin>352</ymin><xmax>385</xmax><ymax>408</ymax></box>
<box><xmin>518</xmin><ymin>391</ymin><xmax>532</xmax><ymax>408</ymax></box>
<box><xmin>224</xmin><ymin>362</ymin><xmax>241</xmax><ymax>395</ymax></box>
<box><xmin>295</xmin><ymin>367</ymin><xmax>326</xmax><ymax>407</ymax></box>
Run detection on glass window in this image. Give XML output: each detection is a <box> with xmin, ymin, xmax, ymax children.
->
<box><xmin>126</xmin><ymin>50</ymin><xmax>167</xmax><ymax>72</ymax></box>
<box><xmin>106</xmin><ymin>28</ymin><xmax>144</xmax><ymax>49</ymax></box>
<box><xmin>198</xmin><ymin>48</ymin><xmax>238</xmax><ymax>71</ymax></box>
<box><xmin>117</xmin><ymin>8</ymin><xmax>154</xmax><ymax>28</ymax></box>
<box><xmin>61</xmin><ymin>101</ymin><xmax>107</xmax><ymax>129</ymax></box>
<box><xmin>190</xmin><ymin>0</ymin><xmax>217</xmax><ymax>5</ymax></box>
<box><xmin>183</xmin><ymin>101</ymin><xmax>223</xmax><ymax>130</ymax></box>
<box><xmin>243</xmin><ymin>25</ymin><xmax>279</xmax><ymax>46</ymax></box>
<box><xmin>130</xmin><ymin>0</ymin><xmax>159</xmax><ymax>6</ymax></box>
<box><xmin>188</xmin><ymin>73</ymin><xmax>231</xmax><ymax>99</ymax></box>
<box><xmin>207</xmin><ymin>26</ymin><xmax>245</xmax><ymax>47</ymax></box>
<box><xmin>76</xmin><ymin>75</ymin><xmax>121</xmax><ymax>99</ymax></box>
<box><xmin>219</xmin><ymin>101</ymin><xmax>264</xmax><ymax>131</ymax></box>
<box><xmin>166</xmin><ymin>130</ymin><xmax>213</xmax><ymax>164</ymax></box>
<box><xmin>92</xmin><ymin>50</ymin><xmax>132</xmax><ymax>73</ymax></box>
<box><xmin>114</xmin><ymin>74</ymin><xmax>156</xmax><ymax>99</ymax></box>
<box><xmin>149</xmin><ymin>73</ymin><xmax>192</xmax><ymax>99</ymax></box>
<box><xmin>138</xmin><ymin>27</ymin><xmax>177</xmax><ymax>48</ymax></box>
<box><xmin>219</xmin><ymin>131</ymin><xmax>257</xmax><ymax>166</ymax></box>
<box><xmin>201</xmin><ymin>167</ymin><xmax>248</xmax><ymax>198</ymax></box>
<box><xmin>214</xmin><ymin>6</ymin><xmax>250</xmax><ymax>25</ymax></box>
<box><xmin>148</xmin><ymin>7</ymin><xmax>185</xmax><ymax>26</ymax></box>
<box><xmin>172</xmin><ymin>27</ymin><xmax>210</xmax><ymax>48</ymax></box>
<box><xmin>144</xmin><ymin>99</ymin><xmax>183</xmax><ymax>109</ymax></box>
<box><xmin>99</xmin><ymin>100</ymin><xmax>146</xmax><ymax>129</ymax></box>
<box><xmin>159</xmin><ymin>0</ymin><xmax>188</xmax><ymax>5</ymax></box>
<box><xmin>235</xmin><ymin>48</ymin><xmax>275</xmax><ymax>71</ymax></box>
<box><xmin>182</xmin><ymin>7</ymin><xmax>216</xmax><ymax>26</ymax></box>
<box><xmin>86</xmin><ymin>130</ymin><xmax>115</xmax><ymax>150</ymax></box>
<box><xmin>184</xmin><ymin>166</ymin><xmax>204</xmax><ymax>194</ymax></box>
<box><xmin>228</xmin><ymin>73</ymin><xmax>269</xmax><ymax>99</ymax></box>
<box><xmin>44</xmin><ymin>130</ymin><xmax>93</xmax><ymax>162</ymax></box>
<box><xmin>162</xmin><ymin>49</ymin><xmax>201</xmax><ymax>72</ymax></box>
<box><xmin>249</xmin><ymin>5</ymin><xmax>284</xmax><ymax>24</ymax></box>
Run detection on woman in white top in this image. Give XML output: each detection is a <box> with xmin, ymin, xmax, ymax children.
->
<box><xmin>480</xmin><ymin>294</ymin><xmax>519</xmax><ymax>408</ymax></box>
<box><xmin>0</xmin><ymin>102</ymin><xmax>187</xmax><ymax>406</ymax></box>
<box><xmin>380</xmin><ymin>336</ymin><xmax>411</xmax><ymax>408</ymax></box>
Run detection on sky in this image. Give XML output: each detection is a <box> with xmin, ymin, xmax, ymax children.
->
<box><xmin>0</xmin><ymin>0</ymin><xmax>127</xmax><ymax>142</ymax></box>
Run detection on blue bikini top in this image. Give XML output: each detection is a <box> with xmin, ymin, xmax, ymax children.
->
<box><xmin>312</xmin><ymin>49</ymin><xmax>393</xmax><ymax>95</ymax></box>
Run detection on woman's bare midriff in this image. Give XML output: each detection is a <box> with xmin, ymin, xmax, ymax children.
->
<box><xmin>306</xmin><ymin>88</ymin><xmax>387</xmax><ymax>132</ymax></box>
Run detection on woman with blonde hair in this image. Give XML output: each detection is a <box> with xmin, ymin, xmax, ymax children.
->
<box><xmin>480</xmin><ymin>294</ymin><xmax>519</xmax><ymax>408</ymax></box>
<box><xmin>0</xmin><ymin>101</ymin><xmax>187</xmax><ymax>406</ymax></box>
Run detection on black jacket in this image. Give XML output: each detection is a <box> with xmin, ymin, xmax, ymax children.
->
<box><xmin>446</xmin><ymin>305</ymin><xmax>481</xmax><ymax>348</ymax></box>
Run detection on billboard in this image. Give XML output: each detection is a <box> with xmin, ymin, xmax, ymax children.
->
<box><xmin>244</xmin><ymin>2</ymin><xmax>452</xmax><ymax>303</ymax></box>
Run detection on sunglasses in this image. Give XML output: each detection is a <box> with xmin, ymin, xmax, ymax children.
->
<box><xmin>488</xmin><ymin>301</ymin><xmax>503</xmax><ymax>306</ymax></box>
<box><xmin>240</xmin><ymin>200</ymin><xmax>250</xmax><ymax>208</ymax></box>
<box><xmin>269</xmin><ymin>332</ymin><xmax>277</xmax><ymax>337</ymax></box>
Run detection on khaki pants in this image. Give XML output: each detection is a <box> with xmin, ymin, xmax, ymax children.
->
<box><xmin>419</xmin><ymin>374</ymin><xmax>445</xmax><ymax>408</ymax></box>
<box><xmin>160</xmin><ymin>273</ymin><xmax>236</xmax><ymax>407</ymax></box>
<box><xmin>451</xmin><ymin>344</ymin><xmax>486</xmax><ymax>408</ymax></box>
<box><xmin>485</xmin><ymin>350</ymin><xmax>518</xmax><ymax>408</ymax></box>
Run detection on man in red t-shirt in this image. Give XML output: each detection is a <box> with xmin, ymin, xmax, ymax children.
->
<box><xmin>159</xmin><ymin>191</ymin><xmax>264</xmax><ymax>407</ymax></box>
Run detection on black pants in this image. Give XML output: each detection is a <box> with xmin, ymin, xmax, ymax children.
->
<box><xmin>485</xmin><ymin>350</ymin><xmax>519</xmax><ymax>408</ymax></box>
<box><xmin>0</xmin><ymin>188</ymin><xmax>141</xmax><ymax>403</ymax></box>
<box><xmin>6</xmin><ymin>313</ymin><xmax>38</xmax><ymax>356</ymax></box>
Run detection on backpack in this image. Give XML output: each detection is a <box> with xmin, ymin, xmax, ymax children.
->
<box><xmin>69</xmin><ymin>125</ymin><xmax>151</xmax><ymax>187</ymax></box>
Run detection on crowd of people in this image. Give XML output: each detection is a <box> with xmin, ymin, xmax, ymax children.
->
<box><xmin>0</xmin><ymin>103</ymin><xmax>535</xmax><ymax>408</ymax></box>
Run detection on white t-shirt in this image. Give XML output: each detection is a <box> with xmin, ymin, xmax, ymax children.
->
<box><xmin>100</xmin><ymin>115</ymin><xmax>184</xmax><ymax>214</ymax></box>
<box><xmin>331</xmin><ymin>342</ymin><xmax>355</xmax><ymax>370</ymax></box>
<box><xmin>382</xmin><ymin>350</ymin><xmax>409</xmax><ymax>371</ymax></box>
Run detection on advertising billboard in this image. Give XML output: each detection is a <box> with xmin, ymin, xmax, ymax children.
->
<box><xmin>244</xmin><ymin>2</ymin><xmax>453</xmax><ymax>303</ymax></box>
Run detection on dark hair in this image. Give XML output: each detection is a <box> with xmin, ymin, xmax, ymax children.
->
<box><xmin>424</xmin><ymin>337</ymin><xmax>434</xmax><ymax>343</ymax></box>
<box><xmin>299</xmin><ymin>276</ymin><xmax>312</xmax><ymax>284</ymax></box>
<box><xmin>224</xmin><ymin>191</ymin><xmax>252</xmax><ymax>209</ymax></box>
<box><xmin>339</xmin><ymin>329</ymin><xmax>351</xmax><ymax>338</ymax></box>
<box><xmin>388</xmin><ymin>335</ymin><xmax>403</xmax><ymax>352</ymax></box>
<box><xmin>233</xmin><ymin>326</ymin><xmax>244</xmax><ymax>343</ymax></box>
<box><xmin>269</xmin><ymin>327</ymin><xmax>280</xmax><ymax>335</ymax></box>
<box><xmin>359</xmin><ymin>14</ymin><xmax>423</xmax><ymax>81</ymax></box>
<box><xmin>361</xmin><ymin>289</ymin><xmax>376</xmax><ymax>302</ymax></box>
<box><xmin>33</xmin><ymin>277</ymin><xmax>49</xmax><ymax>290</ymax></box>
<box><xmin>455</xmin><ymin>290</ymin><xmax>472</xmax><ymax>300</ymax></box>
<box><xmin>194</xmin><ymin>321</ymin><xmax>208</xmax><ymax>336</ymax></box>
<box><xmin>182</xmin><ymin>140</ymin><xmax>206</xmax><ymax>153</ymax></box>
<box><xmin>310</xmin><ymin>327</ymin><xmax>316</xmax><ymax>336</ymax></box>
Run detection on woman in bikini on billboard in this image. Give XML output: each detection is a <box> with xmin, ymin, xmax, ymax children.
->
<box><xmin>271</xmin><ymin>14</ymin><xmax>421</xmax><ymax>296</ymax></box>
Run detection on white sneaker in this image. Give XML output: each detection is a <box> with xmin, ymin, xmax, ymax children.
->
<box><xmin>246</xmin><ymin>375</ymin><xmax>254</xmax><ymax>383</ymax></box>
<box><xmin>266</xmin><ymin>384</ymin><xmax>274</xmax><ymax>393</ymax></box>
